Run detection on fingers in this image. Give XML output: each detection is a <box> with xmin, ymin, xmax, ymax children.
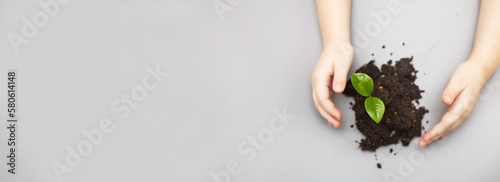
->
<box><xmin>311</xmin><ymin>44</ymin><xmax>353</xmax><ymax>128</ymax></box>
<box><xmin>423</xmin><ymin>70</ymin><xmax>468</xmax><ymax>147</ymax></box>
<box><xmin>312</xmin><ymin>60</ymin><xmax>343</xmax><ymax>127</ymax></box>
<box><xmin>442</xmin><ymin>75</ymin><xmax>466</xmax><ymax>105</ymax></box>
<box><xmin>419</xmin><ymin>110</ymin><xmax>461</xmax><ymax>147</ymax></box>
<box><xmin>314</xmin><ymin>84</ymin><xmax>343</xmax><ymax>125</ymax></box>
<box><xmin>440</xmin><ymin>130</ymin><xmax>451</xmax><ymax>139</ymax></box>
<box><xmin>313</xmin><ymin>91</ymin><xmax>340</xmax><ymax>127</ymax></box>
<box><xmin>420</xmin><ymin>87</ymin><xmax>476</xmax><ymax>147</ymax></box>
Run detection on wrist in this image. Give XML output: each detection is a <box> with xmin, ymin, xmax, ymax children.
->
<box><xmin>323</xmin><ymin>40</ymin><xmax>351</xmax><ymax>49</ymax></box>
<box><xmin>467</xmin><ymin>57</ymin><xmax>500</xmax><ymax>79</ymax></box>
<box><xmin>465</xmin><ymin>60</ymin><xmax>496</xmax><ymax>85</ymax></box>
<box><xmin>322</xmin><ymin>41</ymin><xmax>353</xmax><ymax>54</ymax></box>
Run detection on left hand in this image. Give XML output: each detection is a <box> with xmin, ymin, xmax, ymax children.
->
<box><xmin>419</xmin><ymin>61</ymin><xmax>489</xmax><ymax>147</ymax></box>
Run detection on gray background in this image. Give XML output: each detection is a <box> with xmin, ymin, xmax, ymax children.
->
<box><xmin>1</xmin><ymin>0</ymin><xmax>500</xmax><ymax>181</ymax></box>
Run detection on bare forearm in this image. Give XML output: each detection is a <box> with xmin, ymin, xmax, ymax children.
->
<box><xmin>315</xmin><ymin>0</ymin><xmax>352</xmax><ymax>47</ymax></box>
<box><xmin>469</xmin><ymin>0</ymin><xmax>500</xmax><ymax>77</ymax></box>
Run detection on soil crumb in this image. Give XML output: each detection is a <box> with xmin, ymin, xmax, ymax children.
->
<box><xmin>344</xmin><ymin>57</ymin><xmax>428</xmax><ymax>151</ymax></box>
<box><xmin>372</xmin><ymin>53</ymin><xmax>375</xmax><ymax>56</ymax></box>
<box><xmin>382</xmin><ymin>45</ymin><xmax>385</xmax><ymax>49</ymax></box>
<box><xmin>390</xmin><ymin>52</ymin><xmax>393</xmax><ymax>56</ymax></box>
<box><xmin>402</xmin><ymin>42</ymin><xmax>405</xmax><ymax>46</ymax></box>
<box><xmin>377</xmin><ymin>163</ymin><xmax>382</xmax><ymax>169</ymax></box>
<box><xmin>350</xmin><ymin>125</ymin><xmax>354</xmax><ymax>128</ymax></box>
<box><xmin>389</xmin><ymin>148</ymin><xmax>393</xmax><ymax>153</ymax></box>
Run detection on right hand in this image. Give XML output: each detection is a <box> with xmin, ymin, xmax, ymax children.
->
<box><xmin>311</xmin><ymin>41</ymin><xmax>354</xmax><ymax>128</ymax></box>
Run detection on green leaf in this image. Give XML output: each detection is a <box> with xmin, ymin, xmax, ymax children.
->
<box><xmin>351</xmin><ymin>73</ymin><xmax>374</xmax><ymax>97</ymax></box>
<box><xmin>364</xmin><ymin>97</ymin><xmax>385</xmax><ymax>123</ymax></box>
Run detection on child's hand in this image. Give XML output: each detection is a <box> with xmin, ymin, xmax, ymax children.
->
<box><xmin>419</xmin><ymin>61</ymin><xmax>488</xmax><ymax>147</ymax></box>
<box><xmin>311</xmin><ymin>42</ymin><xmax>354</xmax><ymax>128</ymax></box>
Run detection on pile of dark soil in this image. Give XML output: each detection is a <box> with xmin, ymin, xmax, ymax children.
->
<box><xmin>344</xmin><ymin>57</ymin><xmax>428</xmax><ymax>151</ymax></box>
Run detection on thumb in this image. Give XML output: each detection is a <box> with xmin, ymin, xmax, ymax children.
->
<box><xmin>329</xmin><ymin>43</ymin><xmax>354</xmax><ymax>93</ymax></box>
<box><xmin>442</xmin><ymin>75</ymin><xmax>466</xmax><ymax>105</ymax></box>
<box><xmin>332</xmin><ymin>63</ymin><xmax>350</xmax><ymax>93</ymax></box>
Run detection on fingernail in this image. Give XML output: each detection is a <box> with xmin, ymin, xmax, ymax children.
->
<box><xmin>444</xmin><ymin>95</ymin><xmax>451</xmax><ymax>104</ymax></box>
<box><xmin>335</xmin><ymin>83</ymin><xmax>343</xmax><ymax>92</ymax></box>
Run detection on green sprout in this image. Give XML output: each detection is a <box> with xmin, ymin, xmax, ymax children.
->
<box><xmin>351</xmin><ymin>73</ymin><xmax>385</xmax><ymax>124</ymax></box>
